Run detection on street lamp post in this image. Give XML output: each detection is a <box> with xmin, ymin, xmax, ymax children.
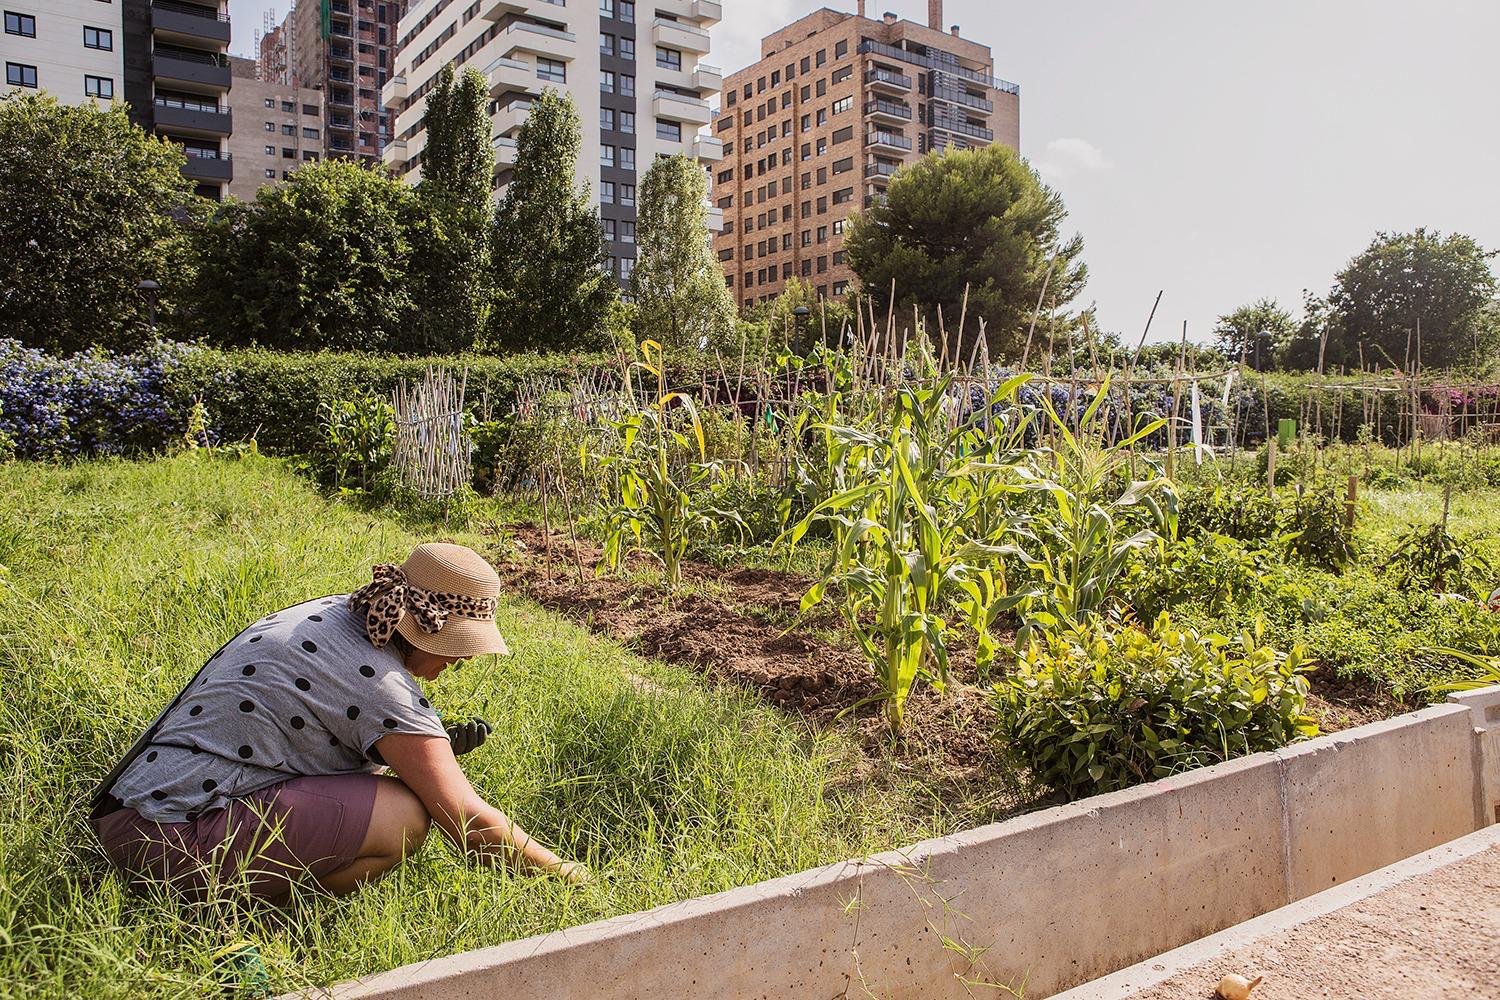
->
<box><xmin>137</xmin><ymin>279</ymin><xmax>161</xmax><ymax>337</ymax></box>
<box><xmin>1255</xmin><ymin>330</ymin><xmax>1272</xmax><ymax>372</ymax></box>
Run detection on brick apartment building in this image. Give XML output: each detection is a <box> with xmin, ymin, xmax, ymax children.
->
<box><xmin>260</xmin><ymin>0</ymin><xmax>405</xmax><ymax>166</ymax></box>
<box><xmin>712</xmin><ymin>2</ymin><xmax>1019</xmax><ymax>307</ymax></box>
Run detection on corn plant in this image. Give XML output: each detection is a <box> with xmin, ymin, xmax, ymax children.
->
<box><xmin>783</xmin><ymin>371</ymin><xmax>1031</xmax><ymax>733</ymax></box>
<box><xmin>1009</xmin><ymin>379</ymin><xmax>1173</xmax><ymax>642</ymax></box>
<box><xmin>593</xmin><ymin>340</ymin><xmax>738</xmax><ymax>589</ymax></box>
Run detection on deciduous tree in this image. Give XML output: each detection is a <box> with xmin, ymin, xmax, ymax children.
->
<box><xmin>489</xmin><ymin>89</ymin><xmax>616</xmax><ymax>351</ymax></box>
<box><xmin>844</xmin><ymin>144</ymin><xmax>1086</xmax><ymax>360</ymax></box>
<box><xmin>0</xmin><ymin>93</ymin><xmax>196</xmax><ymax>353</ymax></box>
<box><xmin>1212</xmin><ymin>298</ymin><xmax>1296</xmax><ymax>369</ymax></box>
<box><xmin>630</xmin><ymin>154</ymin><xmax>735</xmax><ymax>351</ymax></box>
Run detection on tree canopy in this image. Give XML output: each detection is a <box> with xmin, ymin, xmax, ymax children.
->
<box><xmin>1322</xmin><ymin>229</ymin><xmax>1497</xmax><ymax>370</ymax></box>
<box><xmin>0</xmin><ymin>92</ymin><xmax>197</xmax><ymax>353</ymax></box>
<box><xmin>630</xmin><ymin>154</ymin><xmax>735</xmax><ymax>351</ymax></box>
<box><xmin>844</xmin><ymin>143</ymin><xmax>1086</xmax><ymax>360</ymax></box>
<box><xmin>1212</xmin><ymin>297</ymin><xmax>1296</xmax><ymax>369</ymax></box>
<box><xmin>489</xmin><ymin>89</ymin><xmax>616</xmax><ymax>351</ymax></box>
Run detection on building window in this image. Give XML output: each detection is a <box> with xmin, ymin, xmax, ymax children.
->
<box><xmin>833</xmin><ymin>156</ymin><xmax>852</xmax><ymax>174</ymax></box>
<box><xmin>84</xmin><ymin>75</ymin><xmax>113</xmax><ymax>99</ymax></box>
<box><xmin>619</xmin><ymin>1</ymin><xmax>634</xmax><ymax>23</ymax></box>
<box><xmin>4</xmin><ymin>12</ymin><xmax>35</xmax><ymax>37</ymax></box>
<box><xmin>264</xmin><ymin>98</ymin><xmax>275</xmax><ymax>108</ymax></box>
<box><xmin>603</xmin><ymin>218</ymin><xmax>617</xmax><ymax>241</ymax></box>
<box><xmin>283</xmin><ymin>147</ymin><xmax>295</xmax><ymax>159</ymax></box>
<box><xmin>619</xmin><ymin>110</ymin><xmax>634</xmax><ymax>133</ymax></box>
<box><xmin>265</xmin><ymin>144</ymin><xmax>275</xmax><ymax>155</ymax></box>
<box><xmin>265</xmin><ymin>169</ymin><xmax>276</xmax><ymax>178</ymax></box>
<box><xmin>82</xmin><ymin>26</ymin><xmax>112</xmax><ymax>51</ymax></box>
<box><xmin>620</xmin><ymin>38</ymin><xmax>634</xmax><ymax>61</ymax></box>
<box><xmin>655</xmin><ymin>47</ymin><xmax>681</xmax><ymax>71</ymax></box>
<box><xmin>622</xmin><ymin>220</ymin><xmax>635</xmax><ymax>244</ymax></box>
<box><xmin>619</xmin><ymin>146</ymin><xmax>635</xmax><ymax>170</ymax></box>
<box><xmin>600</xmin><ymin>71</ymin><xmax>614</xmax><ymax>93</ymax></box>
<box><xmin>303</xmin><ymin>103</ymin><xmax>318</xmax><ymax>116</ymax></box>
<box><xmin>620</xmin><ymin>256</ymin><xmax>634</xmax><ymax>280</ymax></box>
<box><xmin>816</xmin><ymin>49</ymin><xmax>827</xmax><ymax>67</ymax></box>
<box><xmin>601</xmin><ymin>144</ymin><xmax>615</xmax><ymax>167</ymax></box>
<box><xmin>265</xmin><ymin>121</ymin><xmax>275</xmax><ymax>131</ymax></box>
<box><xmin>601</xmin><ymin>107</ymin><xmax>615</xmax><ymax>131</ymax></box>
<box><xmin>600</xmin><ymin>33</ymin><xmax>614</xmax><ymax>55</ymax></box>
<box><xmin>537</xmin><ymin>58</ymin><xmax>565</xmax><ymax>83</ymax></box>
<box><xmin>303</xmin><ymin>127</ymin><xmax>320</xmax><ymax>139</ymax></box>
<box><xmin>620</xmin><ymin>183</ymin><xmax>636</xmax><ymax>206</ymax></box>
<box><xmin>599</xmin><ymin>0</ymin><xmax>613</xmax><ymax>15</ymax></box>
<box><xmin>832</xmin><ymin>126</ymin><xmax>852</xmax><ymax>144</ymax></box>
<box><xmin>832</xmin><ymin>96</ymin><xmax>852</xmax><ymax>115</ymax></box>
<box><xmin>619</xmin><ymin>75</ymin><xmax>634</xmax><ymax>96</ymax></box>
<box><xmin>281</xmin><ymin>100</ymin><xmax>295</xmax><ymax>112</ymax></box>
<box><xmin>833</xmin><ymin>219</ymin><xmax>845</xmax><ymax>235</ymax></box>
<box><xmin>835</xmin><ymin>39</ymin><xmax>848</xmax><ymax>58</ymax></box>
<box><xmin>832</xmin><ymin>66</ymin><xmax>852</xmax><ymax>85</ymax></box>
<box><xmin>656</xmin><ymin>120</ymin><xmax>681</xmax><ymax>142</ymax></box>
<box><xmin>601</xmin><ymin>180</ymin><xmax>615</xmax><ymax>203</ymax></box>
<box><xmin>6</xmin><ymin>62</ymin><xmax>36</xmax><ymax>88</ymax></box>
<box><xmin>303</xmin><ymin>150</ymin><xmax>319</xmax><ymax>161</ymax></box>
<box><xmin>282</xmin><ymin>123</ymin><xmax>295</xmax><ymax>135</ymax></box>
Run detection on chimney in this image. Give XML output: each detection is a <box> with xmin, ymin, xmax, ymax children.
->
<box><xmin>950</xmin><ymin>24</ymin><xmax>960</xmax><ymax>37</ymax></box>
<box><xmin>883</xmin><ymin>11</ymin><xmax>897</xmax><ymax>25</ymax></box>
<box><xmin>928</xmin><ymin>0</ymin><xmax>943</xmax><ymax>30</ymax></box>
<box><xmin>857</xmin><ymin>0</ymin><xmax>866</xmax><ymax>17</ymax></box>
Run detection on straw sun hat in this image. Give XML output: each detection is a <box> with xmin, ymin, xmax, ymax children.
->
<box><xmin>349</xmin><ymin>543</ymin><xmax>509</xmax><ymax>659</ymax></box>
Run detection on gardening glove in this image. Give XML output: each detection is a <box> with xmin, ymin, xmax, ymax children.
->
<box><xmin>447</xmin><ymin>717</ymin><xmax>492</xmax><ymax>756</ymax></box>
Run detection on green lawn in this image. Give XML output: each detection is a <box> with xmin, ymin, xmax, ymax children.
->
<box><xmin>0</xmin><ymin>455</ymin><xmax>944</xmax><ymax>998</ymax></box>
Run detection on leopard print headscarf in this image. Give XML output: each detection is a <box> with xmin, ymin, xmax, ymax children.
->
<box><xmin>348</xmin><ymin>564</ymin><xmax>498</xmax><ymax>648</ymax></box>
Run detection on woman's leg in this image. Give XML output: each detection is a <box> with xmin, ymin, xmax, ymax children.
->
<box><xmin>316</xmin><ymin>775</ymin><xmax>431</xmax><ymax>895</ymax></box>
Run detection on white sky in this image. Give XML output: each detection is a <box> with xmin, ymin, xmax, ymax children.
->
<box><xmin>232</xmin><ymin>0</ymin><xmax>1500</xmax><ymax>344</ymax></box>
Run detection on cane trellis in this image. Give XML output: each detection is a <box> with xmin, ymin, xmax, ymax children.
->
<box><xmin>393</xmin><ymin>367</ymin><xmax>473</xmax><ymax>499</ymax></box>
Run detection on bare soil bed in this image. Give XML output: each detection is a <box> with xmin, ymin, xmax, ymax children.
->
<box><xmin>485</xmin><ymin>524</ymin><xmax>1400</xmax><ymax>812</ymax></box>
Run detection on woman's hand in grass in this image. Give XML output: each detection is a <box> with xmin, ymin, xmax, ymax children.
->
<box><xmin>373</xmin><ymin>731</ymin><xmax>575</xmax><ymax>877</ymax></box>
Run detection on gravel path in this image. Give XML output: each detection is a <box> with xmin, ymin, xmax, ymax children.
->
<box><xmin>1120</xmin><ymin>845</ymin><xmax>1500</xmax><ymax>1000</ymax></box>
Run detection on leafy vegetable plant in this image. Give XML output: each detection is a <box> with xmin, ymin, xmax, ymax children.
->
<box><xmin>991</xmin><ymin>613</ymin><xmax>1318</xmax><ymax>799</ymax></box>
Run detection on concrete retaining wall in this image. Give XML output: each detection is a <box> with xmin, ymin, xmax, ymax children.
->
<box><xmin>309</xmin><ymin>695</ymin><xmax>1499</xmax><ymax>1000</ymax></box>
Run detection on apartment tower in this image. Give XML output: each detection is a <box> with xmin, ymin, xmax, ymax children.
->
<box><xmin>382</xmin><ymin>0</ymin><xmax>725</xmax><ymax>285</ymax></box>
<box><xmin>120</xmin><ymin>0</ymin><xmax>234</xmax><ymax>200</ymax></box>
<box><xmin>225</xmin><ymin>56</ymin><xmax>326</xmax><ymax>201</ymax></box>
<box><xmin>713</xmin><ymin>2</ymin><xmax>1019</xmax><ymax>307</ymax></box>
<box><xmin>1</xmin><ymin>1</ymin><xmax>124</xmax><ymax>106</ymax></box>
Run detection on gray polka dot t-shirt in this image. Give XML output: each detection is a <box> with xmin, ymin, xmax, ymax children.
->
<box><xmin>110</xmin><ymin>595</ymin><xmax>447</xmax><ymax>823</ymax></box>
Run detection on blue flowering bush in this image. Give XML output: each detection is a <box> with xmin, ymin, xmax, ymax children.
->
<box><xmin>0</xmin><ymin>339</ymin><xmax>194</xmax><ymax>459</ymax></box>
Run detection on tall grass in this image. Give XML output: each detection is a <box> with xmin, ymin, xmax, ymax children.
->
<box><xmin>0</xmin><ymin>454</ymin><xmax>944</xmax><ymax>998</ymax></box>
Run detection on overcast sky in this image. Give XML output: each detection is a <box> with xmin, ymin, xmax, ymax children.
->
<box><xmin>231</xmin><ymin>1</ymin><xmax>1500</xmax><ymax>344</ymax></box>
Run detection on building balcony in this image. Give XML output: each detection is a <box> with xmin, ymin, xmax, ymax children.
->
<box><xmin>501</xmin><ymin>21</ymin><xmax>575</xmax><ymax>61</ymax></box>
<box><xmin>153</xmin><ymin>47</ymin><xmax>231</xmax><ymax>91</ymax></box>
<box><xmin>653</xmin><ymin>90</ymin><xmax>712</xmax><ymax>126</ymax></box>
<box><xmin>180</xmin><ymin>149</ymin><xmax>232</xmax><ymax>182</ymax></box>
<box><xmin>930</xmin><ymin>85</ymin><xmax>993</xmax><ymax>113</ymax></box>
<box><xmin>931</xmin><ymin>118</ymin><xmax>994</xmax><ymax>143</ymax></box>
<box><xmin>864</xmin><ymin>68</ymin><xmax>912</xmax><ymax>94</ymax></box>
<box><xmin>864</xmin><ymin>160</ymin><xmax>900</xmax><ymax>180</ymax></box>
<box><xmin>491</xmin><ymin>99</ymin><xmax>533</xmax><ymax>136</ymax></box>
<box><xmin>655</xmin><ymin>62</ymin><xmax>721</xmax><ymax>96</ymax></box>
<box><xmin>328</xmin><ymin>114</ymin><xmax>355</xmax><ymax>130</ymax></box>
<box><xmin>480</xmin><ymin>0</ymin><xmax>567</xmax><ymax>22</ymax></box>
<box><xmin>652</xmin><ymin>0</ymin><xmax>722</xmax><ymax>25</ymax></box>
<box><xmin>863</xmin><ymin>99</ymin><xmax>911</xmax><ymax>126</ymax></box>
<box><xmin>485</xmin><ymin>55</ymin><xmax>541</xmax><ymax>97</ymax></box>
<box><xmin>493</xmin><ymin>135</ymin><xmax>518</xmax><ymax>167</ymax></box>
<box><xmin>707</xmin><ymin>204</ymin><xmax>724</xmax><ymax>232</ymax></box>
<box><xmin>691</xmin><ymin>134</ymin><xmax>724</xmax><ymax>162</ymax></box>
<box><xmin>651</xmin><ymin>18</ymin><xmax>711</xmax><ymax>55</ymax></box>
<box><xmin>328</xmin><ymin>46</ymin><xmax>354</xmax><ymax>64</ymax></box>
<box><xmin>866</xmin><ymin>130</ymin><xmax>912</xmax><ymax>152</ymax></box>
<box><xmin>381</xmin><ymin>73</ymin><xmax>406</xmax><ymax>108</ymax></box>
<box><xmin>150</xmin><ymin>0</ymin><xmax>231</xmax><ymax>46</ymax></box>
<box><xmin>153</xmin><ymin>99</ymin><xmax>231</xmax><ymax>136</ymax></box>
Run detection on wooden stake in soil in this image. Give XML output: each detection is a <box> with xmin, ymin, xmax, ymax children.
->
<box><xmin>1345</xmin><ymin>473</ymin><xmax>1358</xmax><ymax>533</ymax></box>
<box><xmin>1267</xmin><ymin>439</ymin><xmax>1278</xmax><ymax>494</ymax></box>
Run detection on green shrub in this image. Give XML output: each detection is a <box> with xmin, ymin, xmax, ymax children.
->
<box><xmin>991</xmin><ymin>615</ymin><xmax>1317</xmax><ymax>799</ymax></box>
<box><xmin>164</xmin><ymin>346</ymin><xmax>718</xmax><ymax>458</ymax></box>
<box><xmin>1126</xmin><ymin>532</ymin><xmax>1268</xmax><ymax>620</ymax></box>
<box><xmin>1176</xmin><ymin>480</ymin><xmax>1354</xmax><ymax>571</ymax></box>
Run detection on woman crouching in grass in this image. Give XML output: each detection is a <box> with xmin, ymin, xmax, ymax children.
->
<box><xmin>90</xmin><ymin>542</ymin><xmax>586</xmax><ymax>904</ymax></box>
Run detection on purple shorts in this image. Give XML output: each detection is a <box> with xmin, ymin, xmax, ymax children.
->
<box><xmin>92</xmin><ymin>774</ymin><xmax>379</xmax><ymax>905</ymax></box>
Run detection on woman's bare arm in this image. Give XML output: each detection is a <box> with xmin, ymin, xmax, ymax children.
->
<box><xmin>373</xmin><ymin>732</ymin><xmax>586</xmax><ymax>881</ymax></box>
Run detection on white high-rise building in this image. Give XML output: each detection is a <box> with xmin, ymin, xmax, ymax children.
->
<box><xmin>382</xmin><ymin>0</ymin><xmax>724</xmax><ymax>285</ymax></box>
<box><xmin>1</xmin><ymin>1</ymin><xmax>124</xmax><ymax>107</ymax></box>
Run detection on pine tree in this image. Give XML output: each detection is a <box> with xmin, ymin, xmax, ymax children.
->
<box><xmin>488</xmin><ymin>89</ymin><xmax>616</xmax><ymax>352</ymax></box>
<box><xmin>630</xmin><ymin>154</ymin><xmax>735</xmax><ymax>351</ymax></box>
<box><xmin>405</xmin><ymin>64</ymin><xmax>494</xmax><ymax>353</ymax></box>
